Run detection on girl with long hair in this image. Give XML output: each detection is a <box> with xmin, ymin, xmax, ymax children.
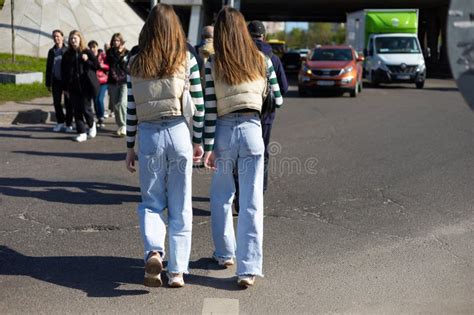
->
<box><xmin>107</xmin><ymin>33</ymin><xmax>129</xmax><ymax>137</ymax></box>
<box><xmin>125</xmin><ymin>4</ymin><xmax>205</xmax><ymax>288</ymax></box>
<box><xmin>61</xmin><ymin>30</ymin><xmax>99</xmax><ymax>142</ymax></box>
<box><xmin>203</xmin><ymin>7</ymin><xmax>283</xmax><ymax>287</ymax></box>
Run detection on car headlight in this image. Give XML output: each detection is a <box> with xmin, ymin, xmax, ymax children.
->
<box><xmin>340</xmin><ymin>66</ymin><xmax>353</xmax><ymax>75</ymax></box>
<box><xmin>416</xmin><ymin>63</ymin><xmax>426</xmax><ymax>72</ymax></box>
<box><xmin>302</xmin><ymin>65</ymin><xmax>312</xmax><ymax>75</ymax></box>
<box><xmin>341</xmin><ymin>76</ymin><xmax>354</xmax><ymax>84</ymax></box>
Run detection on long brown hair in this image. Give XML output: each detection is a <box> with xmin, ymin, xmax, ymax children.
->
<box><xmin>68</xmin><ymin>30</ymin><xmax>87</xmax><ymax>52</ymax></box>
<box><xmin>213</xmin><ymin>7</ymin><xmax>266</xmax><ymax>85</ymax></box>
<box><xmin>130</xmin><ymin>4</ymin><xmax>187</xmax><ymax>79</ymax></box>
<box><xmin>110</xmin><ymin>33</ymin><xmax>125</xmax><ymax>49</ymax></box>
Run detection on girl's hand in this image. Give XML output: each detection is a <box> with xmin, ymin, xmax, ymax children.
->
<box><xmin>126</xmin><ymin>149</ymin><xmax>137</xmax><ymax>173</ymax></box>
<box><xmin>203</xmin><ymin>151</ymin><xmax>216</xmax><ymax>170</ymax></box>
<box><xmin>81</xmin><ymin>54</ymin><xmax>88</xmax><ymax>61</ymax></box>
<box><xmin>193</xmin><ymin>144</ymin><xmax>204</xmax><ymax>163</ymax></box>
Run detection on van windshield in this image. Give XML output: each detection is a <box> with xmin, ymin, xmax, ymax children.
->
<box><xmin>311</xmin><ymin>49</ymin><xmax>353</xmax><ymax>61</ymax></box>
<box><xmin>375</xmin><ymin>37</ymin><xmax>421</xmax><ymax>54</ymax></box>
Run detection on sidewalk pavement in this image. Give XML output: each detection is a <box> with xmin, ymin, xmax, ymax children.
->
<box><xmin>0</xmin><ymin>97</ymin><xmax>56</xmax><ymax>125</ymax></box>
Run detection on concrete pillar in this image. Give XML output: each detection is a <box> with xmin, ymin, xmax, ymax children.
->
<box><xmin>426</xmin><ymin>9</ymin><xmax>440</xmax><ymax>65</ymax></box>
<box><xmin>438</xmin><ymin>6</ymin><xmax>449</xmax><ymax>67</ymax></box>
<box><xmin>188</xmin><ymin>5</ymin><xmax>202</xmax><ymax>46</ymax></box>
<box><xmin>418</xmin><ymin>9</ymin><xmax>428</xmax><ymax>58</ymax></box>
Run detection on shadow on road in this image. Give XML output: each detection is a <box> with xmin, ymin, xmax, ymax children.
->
<box><xmin>0</xmin><ymin>177</ymin><xmax>211</xmax><ymax>214</ymax></box>
<box><xmin>0</xmin><ymin>246</ymin><xmax>149</xmax><ymax>297</ymax></box>
<box><xmin>13</xmin><ymin>150</ymin><xmax>125</xmax><ymax>162</ymax></box>
<box><xmin>0</xmin><ymin>247</ymin><xmax>244</xmax><ymax>294</ymax></box>
<box><xmin>0</xmin><ymin>177</ymin><xmax>140</xmax><ymax>205</ymax></box>
<box><xmin>187</xmin><ymin>258</ymin><xmax>244</xmax><ymax>291</ymax></box>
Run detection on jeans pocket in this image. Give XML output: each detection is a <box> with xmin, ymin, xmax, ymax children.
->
<box><xmin>169</xmin><ymin>122</ymin><xmax>192</xmax><ymax>156</ymax></box>
<box><xmin>138</xmin><ymin>128</ymin><xmax>159</xmax><ymax>157</ymax></box>
<box><xmin>241</xmin><ymin>124</ymin><xmax>264</xmax><ymax>157</ymax></box>
<box><xmin>214</xmin><ymin>125</ymin><xmax>233</xmax><ymax>153</ymax></box>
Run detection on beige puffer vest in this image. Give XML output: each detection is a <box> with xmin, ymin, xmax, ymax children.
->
<box><xmin>130</xmin><ymin>54</ymin><xmax>188</xmax><ymax>122</ymax></box>
<box><xmin>211</xmin><ymin>54</ymin><xmax>266</xmax><ymax>117</ymax></box>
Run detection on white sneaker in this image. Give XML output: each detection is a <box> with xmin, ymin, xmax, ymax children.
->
<box><xmin>64</xmin><ymin>126</ymin><xmax>75</xmax><ymax>133</ymax></box>
<box><xmin>53</xmin><ymin>123</ymin><xmax>64</xmax><ymax>132</ymax></box>
<box><xmin>116</xmin><ymin>126</ymin><xmax>126</xmax><ymax>137</ymax></box>
<box><xmin>167</xmin><ymin>272</ymin><xmax>185</xmax><ymax>288</ymax></box>
<box><xmin>88</xmin><ymin>122</ymin><xmax>97</xmax><ymax>138</ymax></box>
<box><xmin>73</xmin><ymin>133</ymin><xmax>87</xmax><ymax>142</ymax></box>
<box><xmin>212</xmin><ymin>254</ymin><xmax>234</xmax><ymax>267</ymax></box>
<box><xmin>237</xmin><ymin>275</ymin><xmax>256</xmax><ymax>287</ymax></box>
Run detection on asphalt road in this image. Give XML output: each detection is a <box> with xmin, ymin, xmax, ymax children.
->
<box><xmin>0</xmin><ymin>79</ymin><xmax>473</xmax><ymax>314</ymax></box>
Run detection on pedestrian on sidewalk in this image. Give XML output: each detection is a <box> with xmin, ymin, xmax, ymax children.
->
<box><xmin>45</xmin><ymin>29</ymin><xmax>74</xmax><ymax>133</ymax></box>
<box><xmin>88</xmin><ymin>40</ymin><xmax>109</xmax><ymax>128</ymax></box>
<box><xmin>106</xmin><ymin>33</ymin><xmax>129</xmax><ymax>137</ymax></box>
<box><xmin>202</xmin><ymin>7</ymin><xmax>283</xmax><ymax>288</ymax></box>
<box><xmin>125</xmin><ymin>3</ymin><xmax>205</xmax><ymax>288</ymax></box>
<box><xmin>61</xmin><ymin>30</ymin><xmax>99</xmax><ymax>142</ymax></box>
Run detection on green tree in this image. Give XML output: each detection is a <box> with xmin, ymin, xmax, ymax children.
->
<box><xmin>266</xmin><ymin>31</ymin><xmax>286</xmax><ymax>41</ymax></box>
<box><xmin>306</xmin><ymin>23</ymin><xmax>333</xmax><ymax>47</ymax></box>
<box><xmin>285</xmin><ymin>28</ymin><xmax>307</xmax><ymax>49</ymax></box>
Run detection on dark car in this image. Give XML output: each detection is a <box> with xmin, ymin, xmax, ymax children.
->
<box><xmin>281</xmin><ymin>51</ymin><xmax>302</xmax><ymax>73</ymax></box>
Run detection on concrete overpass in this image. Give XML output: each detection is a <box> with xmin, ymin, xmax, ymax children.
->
<box><xmin>0</xmin><ymin>0</ymin><xmax>451</xmax><ymax>75</ymax></box>
<box><xmin>130</xmin><ymin>0</ymin><xmax>451</xmax><ymax>75</ymax></box>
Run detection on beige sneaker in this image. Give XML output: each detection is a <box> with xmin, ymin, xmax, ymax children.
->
<box><xmin>212</xmin><ymin>254</ymin><xmax>234</xmax><ymax>267</ymax></box>
<box><xmin>167</xmin><ymin>272</ymin><xmax>185</xmax><ymax>288</ymax></box>
<box><xmin>144</xmin><ymin>252</ymin><xmax>163</xmax><ymax>287</ymax></box>
<box><xmin>237</xmin><ymin>275</ymin><xmax>255</xmax><ymax>288</ymax></box>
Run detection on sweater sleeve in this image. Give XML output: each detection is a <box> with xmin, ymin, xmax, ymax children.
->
<box><xmin>188</xmin><ymin>54</ymin><xmax>205</xmax><ymax>145</ymax></box>
<box><xmin>126</xmin><ymin>74</ymin><xmax>138</xmax><ymax>149</ymax></box>
<box><xmin>267</xmin><ymin>57</ymin><xmax>283</xmax><ymax>107</ymax></box>
<box><xmin>203</xmin><ymin>60</ymin><xmax>217</xmax><ymax>152</ymax></box>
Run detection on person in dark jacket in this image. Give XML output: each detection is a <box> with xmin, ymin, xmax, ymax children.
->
<box><xmin>106</xmin><ymin>33</ymin><xmax>129</xmax><ymax>137</ymax></box>
<box><xmin>61</xmin><ymin>30</ymin><xmax>99</xmax><ymax>142</ymax></box>
<box><xmin>231</xmin><ymin>20</ymin><xmax>289</xmax><ymax>213</ymax></box>
<box><xmin>46</xmin><ymin>30</ymin><xmax>73</xmax><ymax>133</ymax></box>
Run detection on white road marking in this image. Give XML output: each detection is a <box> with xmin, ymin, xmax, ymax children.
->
<box><xmin>202</xmin><ymin>298</ymin><xmax>239</xmax><ymax>315</ymax></box>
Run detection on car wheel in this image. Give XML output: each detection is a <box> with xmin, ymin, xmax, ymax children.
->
<box><xmin>416</xmin><ymin>81</ymin><xmax>425</xmax><ymax>89</ymax></box>
<box><xmin>350</xmin><ymin>86</ymin><xmax>358</xmax><ymax>97</ymax></box>
<box><xmin>371</xmin><ymin>71</ymin><xmax>379</xmax><ymax>87</ymax></box>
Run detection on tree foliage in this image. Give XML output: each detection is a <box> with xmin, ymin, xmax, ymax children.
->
<box><xmin>267</xmin><ymin>23</ymin><xmax>346</xmax><ymax>50</ymax></box>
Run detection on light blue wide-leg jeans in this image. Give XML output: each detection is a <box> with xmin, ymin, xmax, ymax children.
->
<box><xmin>137</xmin><ymin>117</ymin><xmax>193</xmax><ymax>274</ymax></box>
<box><xmin>211</xmin><ymin>113</ymin><xmax>265</xmax><ymax>277</ymax></box>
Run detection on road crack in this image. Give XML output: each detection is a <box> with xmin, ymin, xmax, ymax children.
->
<box><xmin>431</xmin><ymin>234</ymin><xmax>471</xmax><ymax>266</ymax></box>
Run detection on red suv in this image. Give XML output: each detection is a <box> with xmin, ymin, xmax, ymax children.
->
<box><xmin>298</xmin><ymin>45</ymin><xmax>364</xmax><ymax>97</ymax></box>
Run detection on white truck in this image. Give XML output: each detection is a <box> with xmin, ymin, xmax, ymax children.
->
<box><xmin>347</xmin><ymin>9</ymin><xmax>426</xmax><ymax>89</ymax></box>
